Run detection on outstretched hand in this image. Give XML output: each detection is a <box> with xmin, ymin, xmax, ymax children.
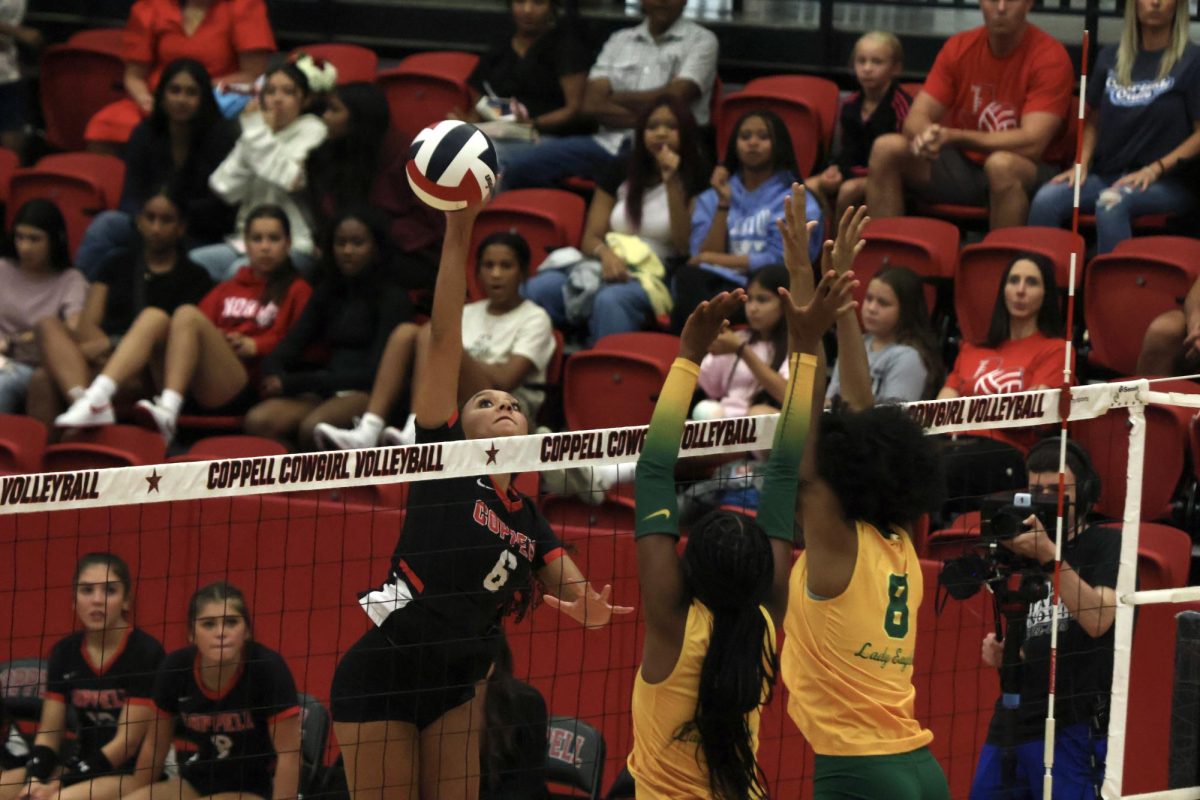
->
<box><xmin>543</xmin><ymin>583</ymin><xmax>635</xmax><ymax>630</ymax></box>
<box><xmin>775</xmin><ymin>183</ymin><xmax>819</xmax><ymax>287</ymax></box>
<box><xmin>829</xmin><ymin>205</ymin><xmax>870</xmax><ymax>275</ymax></box>
<box><xmin>678</xmin><ymin>290</ymin><xmax>746</xmax><ymax>364</ymax></box>
<box><xmin>779</xmin><ymin>269</ymin><xmax>858</xmax><ymax>350</ymax></box>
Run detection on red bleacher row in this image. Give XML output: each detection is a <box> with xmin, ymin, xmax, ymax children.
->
<box><xmin>0</xmin><ymin>491</ymin><xmax>1192</xmax><ymax>795</ymax></box>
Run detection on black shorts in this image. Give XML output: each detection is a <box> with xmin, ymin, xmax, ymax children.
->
<box><xmin>912</xmin><ymin>147</ymin><xmax>1058</xmax><ymax>207</ymax></box>
<box><xmin>182</xmin><ymin>380</ymin><xmax>259</xmax><ymax>416</ymax></box>
<box><xmin>329</xmin><ymin>608</ymin><xmax>495</xmax><ymax>730</ymax></box>
<box><xmin>180</xmin><ymin>760</ymin><xmax>272</xmax><ymax>800</ymax></box>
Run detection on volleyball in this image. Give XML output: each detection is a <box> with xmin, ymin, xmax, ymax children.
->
<box><xmin>406</xmin><ymin>120</ymin><xmax>499</xmax><ymax>211</ymax></box>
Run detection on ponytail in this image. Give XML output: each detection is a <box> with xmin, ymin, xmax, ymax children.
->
<box><xmin>681</xmin><ymin>511</ymin><xmax>777</xmax><ymax>800</ymax></box>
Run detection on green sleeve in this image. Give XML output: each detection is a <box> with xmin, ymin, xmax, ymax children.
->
<box><xmin>757</xmin><ymin>353</ymin><xmax>817</xmax><ymax>542</ymax></box>
<box><xmin>634</xmin><ymin>357</ymin><xmax>699</xmax><ymax>539</ymax></box>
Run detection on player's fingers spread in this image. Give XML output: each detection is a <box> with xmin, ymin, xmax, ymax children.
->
<box><xmin>542</xmin><ymin>595</ymin><xmax>562</xmax><ymax>609</ymax></box>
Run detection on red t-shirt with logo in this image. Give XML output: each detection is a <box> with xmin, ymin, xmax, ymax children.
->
<box><xmin>944</xmin><ymin>332</ymin><xmax>1068</xmax><ymax>397</ymax></box>
<box><xmin>923</xmin><ymin>24</ymin><xmax>1073</xmax><ymax>163</ymax></box>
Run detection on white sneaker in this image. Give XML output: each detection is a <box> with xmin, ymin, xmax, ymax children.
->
<box><xmin>380</xmin><ymin>414</ymin><xmax>417</xmax><ymax>447</ymax></box>
<box><xmin>133</xmin><ymin>398</ymin><xmax>176</xmax><ymax>445</ymax></box>
<box><xmin>55</xmin><ymin>396</ymin><xmax>115</xmax><ymax>428</ymax></box>
<box><xmin>313</xmin><ymin>421</ymin><xmax>380</xmax><ymax>451</ymax></box>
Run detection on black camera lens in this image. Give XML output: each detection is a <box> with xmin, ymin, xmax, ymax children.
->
<box><xmin>989</xmin><ymin>508</ymin><xmax>1026</xmax><ymax>540</ymax></box>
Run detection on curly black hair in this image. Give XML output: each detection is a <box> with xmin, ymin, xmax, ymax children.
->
<box><xmin>815</xmin><ymin>405</ymin><xmax>945</xmax><ymax>533</ymax></box>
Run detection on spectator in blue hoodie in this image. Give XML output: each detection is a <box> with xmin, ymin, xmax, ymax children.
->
<box><xmin>670</xmin><ymin>109</ymin><xmax>822</xmax><ymax>331</ymax></box>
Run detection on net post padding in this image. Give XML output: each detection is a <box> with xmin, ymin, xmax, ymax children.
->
<box><xmin>1102</xmin><ymin>402</ymin><xmax>1146</xmax><ymax>800</ymax></box>
<box><xmin>1169</xmin><ymin>611</ymin><xmax>1200</xmax><ymax>791</ymax></box>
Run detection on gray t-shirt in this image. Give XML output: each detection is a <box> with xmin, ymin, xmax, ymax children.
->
<box><xmin>826</xmin><ymin>334</ymin><xmax>927</xmax><ymax>404</ymax></box>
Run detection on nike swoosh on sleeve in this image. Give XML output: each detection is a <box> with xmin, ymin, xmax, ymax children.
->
<box><xmin>642</xmin><ymin>508</ymin><xmax>672</xmax><ymax>521</ymax></box>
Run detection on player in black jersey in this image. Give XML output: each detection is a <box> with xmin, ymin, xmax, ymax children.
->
<box><xmin>124</xmin><ymin>583</ymin><xmax>300</xmax><ymax>800</ymax></box>
<box><xmin>330</xmin><ymin>201</ymin><xmax>634</xmax><ymax>800</ymax></box>
<box><xmin>0</xmin><ymin>553</ymin><xmax>164</xmax><ymax>800</ymax></box>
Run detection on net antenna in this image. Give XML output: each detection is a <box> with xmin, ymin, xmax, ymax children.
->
<box><xmin>1041</xmin><ymin>27</ymin><xmax>1089</xmax><ymax>799</ymax></box>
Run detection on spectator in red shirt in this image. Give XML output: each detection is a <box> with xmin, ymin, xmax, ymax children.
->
<box><xmin>85</xmin><ymin>0</ymin><xmax>276</xmax><ymax>151</ymax></box>
<box><xmin>54</xmin><ymin>205</ymin><xmax>311</xmax><ymax>445</ymax></box>
<box><xmin>866</xmin><ymin>0</ymin><xmax>1073</xmax><ymax>229</ymax></box>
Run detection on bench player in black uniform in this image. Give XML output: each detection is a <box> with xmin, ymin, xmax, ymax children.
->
<box><xmin>329</xmin><ymin>201</ymin><xmax>634</xmax><ymax>800</ymax></box>
<box><xmin>124</xmin><ymin>582</ymin><xmax>300</xmax><ymax>800</ymax></box>
<box><xmin>0</xmin><ymin>553</ymin><xmax>164</xmax><ymax>800</ymax></box>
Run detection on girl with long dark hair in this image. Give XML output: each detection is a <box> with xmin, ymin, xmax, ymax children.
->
<box><xmin>55</xmin><ymin>205</ymin><xmax>312</xmax><ymax>444</ymax></box>
<box><xmin>77</xmin><ymin>59</ymin><xmax>239</xmax><ymax>278</ymax></box>
<box><xmin>523</xmin><ymin>93</ymin><xmax>708</xmax><ymax>344</ymax></box>
<box><xmin>674</xmin><ymin>108</ymin><xmax>823</xmax><ymax>330</ymax></box>
<box><xmin>0</xmin><ymin>554</ymin><xmax>164</xmax><ymax>800</ymax></box>
<box><xmin>0</xmin><ymin>200</ymin><xmax>88</xmax><ymax>413</ymax></box>
<box><xmin>629</xmin><ymin>264</ymin><xmax>851</xmax><ymax>798</ymax></box>
<box><xmin>329</xmin><ymin>202</ymin><xmax>631</xmax><ymax>800</ymax></box>
<box><xmin>826</xmin><ymin>264</ymin><xmax>943</xmax><ymax>405</ymax></box>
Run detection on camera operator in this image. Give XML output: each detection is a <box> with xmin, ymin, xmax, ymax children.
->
<box><xmin>969</xmin><ymin>437</ymin><xmax>1120</xmax><ymax>799</ymax></box>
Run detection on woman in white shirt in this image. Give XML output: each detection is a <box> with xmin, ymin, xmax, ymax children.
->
<box><xmin>192</xmin><ymin>61</ymin><xmax>327</xmax><ymax>281</ymax></box>
<box><xmin>315</xmin><ymin>231</ymin><xmax>556</xmax><ymax>450</ymax></box>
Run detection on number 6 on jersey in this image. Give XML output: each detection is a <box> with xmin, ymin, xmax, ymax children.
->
<box><xmin>483</xmin><ymin>550</ymin><xmax>518</xmax><ymax>592</ymax></box>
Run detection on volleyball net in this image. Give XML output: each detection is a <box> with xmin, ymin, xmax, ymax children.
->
<box><xmin>0</xmin><ymin>378</ymin><xmax>1197</xmax><ymax>799</ymax></box>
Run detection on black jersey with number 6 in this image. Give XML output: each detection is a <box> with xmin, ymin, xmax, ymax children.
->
<box><xmin>151</xmin><ymin>642</ymin><xmax>298</xmax><ymax>797</ymax></box>
<box><xmin>45</xmin><ymin>627</ymin><xmax>165</xmax><ymax>769</ymax></box>
<box><xmin>365</xmin><ymin>417</ymin><xmax>564</xmax><ymax>638</ymax></box>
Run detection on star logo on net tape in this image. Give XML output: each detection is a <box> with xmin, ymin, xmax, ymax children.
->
<box><xmin>145</xmin><ymin>468</ymin><xmax>162</xmax><ymax>494</ymax></box>
<box><xmin>485</xmin><ymin>442</ymin><xmax>500</xmax><ymax>465</ymax></box>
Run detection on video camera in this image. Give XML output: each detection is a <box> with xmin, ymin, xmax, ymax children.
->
<box><xmin>938</xmin><ymin>489</ymin><xmax>1067</xmax><ymax>603</ymax></box>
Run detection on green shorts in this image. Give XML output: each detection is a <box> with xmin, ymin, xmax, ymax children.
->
<box><xmin>813</xmin><ymin>746</ymin><xmax>950</xmax><ymax>800</ymax></box>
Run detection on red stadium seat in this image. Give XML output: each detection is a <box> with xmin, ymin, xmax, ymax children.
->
<box><xmin>7</xmin><ymin>169</ymin><xmax>110</xmax><ymax>259</ymax></box>
<box><xmin>742</xmin><ymin>74</ymin><xmax>840</xmax><ymax>146</ymax></box>
<box><xmin>852</xmin><ymin>216</ymin><xmax>959</xmax><ymax>310</ymax></box>
<box><xmin>563</xmin><ymin>333</ymin><xmax>679</xmax><ymax>430</ymax></box>
<box><xmin>42</xmin><ymin>425</ymin><xmax>166</xmax><ymax>471</ymax></box>
<box><xmin>954</xmin><ymin>226</ymin><xmax>1085</xmax><ymax>346</ymax></box>
<box><xmin>65</xmin><ymin>28</ymin><xmax>124</xmax><ymax>57</ymax></box>
<box><xmin>172</xmin><ymin>435</ymin><xmax>288</xmax><ymax>462</ymax></box>
<box><xmin>291</xmin><ymin>43</ymin><xmax>379</xmax><ymax>84</ymax></box>
<box><xmin>0</xmin><ymin>414</ymin><xmax>48</xmax><ymax>473</ymax></box>
<box><xmin>0</xmin><ymin>146</ymin><xmax>18</xmax><ymax>207</ymax></box>
<box><xmin>716</xmin><ymin>87</ymin><xmax>825</xmax><ymax>176</ymax></box>
<box><xmin>467</xmin><ymin>189</ymin><xmax>586</xmax><ymax>300</ymax></box>
<box><xmin>1136</xmin><ymin>522</ymin><xmax>1190</xmax><ymax>591</ymax></box>
<box><xmin>926</xmin><ymin>511</ymin><xmax>983</xmax><ymax>562</ymax></box>
<box><xmin>377</xmin><ymin>51</ymin><xmax>479</xmax><ymax>143</ymax></box>
<box><xmin>39</xmin><ymin>44</ymin><xmax>126</xmax><ymax>152</ymax></box>
<box><xmin>1083</xmin><ymin>237</ymin><xmax>1200</xmax><ymax>375</ymax></box>
<box><xmin>36</xmin><ymin>153</ymin><xmax>126</xmax><ymax>209</ymax></box>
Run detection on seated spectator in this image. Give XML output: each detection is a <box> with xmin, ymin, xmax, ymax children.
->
<box><xmin>0</xmin><ymin>3</ymin><xmax>41</xmax><ymax>159</ymax></box>
<box><xmin>674</xmin><ymin>109</ymin><xmax>821</xmax><ymax>331</ymax></box>
<box><xmin>826</xmin><ymin>265</ymin><xmax>942</xmax><ymax>406</ymax></box>
<box><xmin>0</xmin><ymin>200</ymin><xmax>88</xmax><ymax>414</ymax></box>
<box><xmin>194</xmin><ymin>61</ymin><xmax>327</xmax><ymax>281</ymax></box>
<box><xmin>55</xmin><ymin>205</ymin><xmax>312</xmax><ymax>445</ymax></box>
<box><xmin>479</xmin><ymin>636</ymin><xmax>549</xmax><ymax>800</ymax></box>
<box><xmin>865</xmin><ymin>0</ymin><xmax>1072</xmax><ymax>229</ymax></box>
<box><xmin>1137</xmin><ymin>273</ymin><xmax>1200</xmax><ymax>375</ymax></box>
<box><xmin>806</xmin><ymin>32</ymin><xmax>910</xmax><ymax>219</ymax></box>
<box><xmin>122</xmin><ymin>582</ymin><xmax>300</xmax><ymax>800</ymax></box>
<box><xmin>501</xmin><ymin>0</ymin><xmax>717</xmax><ymax>190</ymax></box>
<box><xmin>243</xmin><ymin>208</ymin><xmax>413</xmax><ymax>450</ymax></box>
<box><xmin>315</xmin><ymin>231</ymin><xmax>555</xmax><ymax>450</ymax></box>
<box><xmin>76</xmin><ymin>59</ymin><xmax>239</xmax><ymax>279</ymax></box>
<box><xmin>523</xmin><ymin>94</ymin><xmax>708</xmax><ymax>345</ymax></box>
<box><xmin>307</xmin><ymin>81</ymin><xmax>446</xmax><ymax>295</ymax></box>
<box><xmin>1028</xmin><ymin>0</ymin><xmax>1200</xmax><ymax>253</ymax></box>
<box><xmin>28</xmin><ymin>187</ymin><xmax>214</xmax><ymax>429</ymax></box>
<box><xmin>85</xmin><ymin>0</ymin><xmax>275</xmax><ymax>151</ymax></box>
<box><xmin>457</xmin><ymin>0</ymin><xmax>592</xmax><ymax>172</ymax></box>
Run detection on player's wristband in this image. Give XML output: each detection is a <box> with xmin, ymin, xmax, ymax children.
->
<box><xmin>25</xmin><ymin>745</ymin><xmax>58</xmax><ymax>782</ymax></box>
<box><xmin>75</xmin><ymin>751</ymin><xmax>113</xmax><ymax>776</ymax></box>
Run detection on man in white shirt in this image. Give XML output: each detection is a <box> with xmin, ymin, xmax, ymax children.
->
<box><xmin>502</xmin><ymin>0</ymin><xmax>718</xmax><ymax>190</ymax></box>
